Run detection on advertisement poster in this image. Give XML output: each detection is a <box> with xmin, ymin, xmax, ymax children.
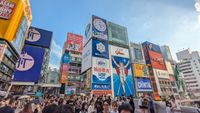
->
<box><xmin>143</xmin><ymin>41</ymin><xmax>161</xmax><ymax>53</ymax></box>
<box><xmin>107</xmin><ymin>21</ymin><xmax>129</xmax><ymax>46</ymax></box>
<box><xmin>110</xmin><ymin>45</ymin><xmax>129</xmax><ymax>58</ymax></box>
<box><xmin>0</xmin><ymin>43</ymin><xmax>6</xmax><ymax>62</ymax></box>
<box><xmin>12</xmin><ymin>16</ymin><xmax>28</xmax><ymax>54</ymax></box>
<box><xmin>149</xmin><ymin>51</ymin><xmax>166</xmax><ymax>70</ymax></box>
<box><xmin>0</xmin><ymin>0</ymin><xmax>15</xmax><ymax>19</ymax></box>
<box><xmin>62</xmin><ymin>53</ymin><xmax>70</xmax><ymax>64</ymax></box>
<box><xmin>136</xmin><ymin>78</ymin><xmax>152</xmax><ymax>92</ymax></box>
<box><xmin>81</xmin><ymin>39</ymin><xmax>92</xmax><ymax>73</ymax></box>
<box><xmin>92</xmin><ymin>57</ymin><xmax>111</xmax><ymax>90</ymax></box>
<box><xmin>153</xmin><ymin>69</ymin><xmax>169</xmax><ymax>79</ymax></box>
<box><xmin>92</xmin><ymin>39</ymin><xmax>109</xmax><ymax>59</ymax></box>
<box><xmin>25</xmin><ymin>26</ymin><xmax>52</xmax><ymax>49</ymax></box>
<box><xmin>60</xmin><ymin>64</ymin><xmax>69</xmax><ymax>84</ymax></box>
<box><xmin>133</xmin><ymin>64</ymin><xmax>149</xmax><ymax>77</ymax></box>
<box><xmin>93</xmin><ymin>90</ymin><xmax>112</xmax><ymax>95</ymax></box>
<box><xmin>86</xmin><ymin>69</ymin><xmax>91</xmax><ymax>89</ymax></box>
<box><xmin>13</xmin><ymin>45</ymin><xmax>45</xmax><ymax>82</ymax></box>
<box><xmin>65</xmin><ymin>33</ymin><xmax>83</xmax><ymax>53</ymax></box>
<box><xmin>92</xmin><ymin>15</ymin><xmax>108</xmax><ymax>40</ymax></box>
<box><xmin>111</xmin><ymin>55</ymin><xmax>135</xmax><ymax>96</ymax></box>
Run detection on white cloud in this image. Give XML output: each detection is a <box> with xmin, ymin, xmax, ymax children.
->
<box><xmin>195</xmin><ymin>1</ymin><xmax>200</xmax><ymax>12</ymax></box>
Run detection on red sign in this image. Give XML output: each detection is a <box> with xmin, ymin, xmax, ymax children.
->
<box><xmin>60</xmin><ymin>64</ymin><xmax>69</xmax><ymax>84</ymax></box>
<box><xmin>149</xmin><ymin>50</ymin><xmax>166</xmax><ymax>70</ymax></box>
<box><xmin>0</xmin><ymin>0</ymin><xmax>15</xmax><ymax>19</ymax></box>
<box><xmin>65</xmin><ymin>33</ymin><xmax>83</xmax><ymax>53</ymax></box>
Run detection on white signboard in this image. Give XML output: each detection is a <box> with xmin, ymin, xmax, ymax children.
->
<box><xmin>81</xmin><ymin>39</ymin><xmax>92</xmax><ymax>73</ymax></box>
<box><xmin>165</xmin><ymin>61</ymin><xmax>174</xmax><ymax>75</ymax></box>
<box><xmin>110</xmin><ymin>45</ymin><xmax>129</xmax><ymax>58</ymax></box>
<box><xmin>153</xmin><ymin>69</ymin><xmax>169</xmax><ymax>79</ymax></box>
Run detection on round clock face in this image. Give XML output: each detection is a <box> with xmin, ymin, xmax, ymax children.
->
<box><xmin>93</xmin><ymin>19</ymin><xmax>106</xmax><ymax>32</ymax></box>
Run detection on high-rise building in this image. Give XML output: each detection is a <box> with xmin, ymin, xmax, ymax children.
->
<box><xmin>0</xmin><ymin>0</ymin><xmax>32</xmax><ymax>92</ymax></box>
<box><xmin>176</xmin><ymin>49</ymin><xmax>200</xmax><ymax>98</ymax></box>
<box><xmin>60</xmin><ymin>33</ymin><xmax>83</xmax><ymax>94</ymax></box>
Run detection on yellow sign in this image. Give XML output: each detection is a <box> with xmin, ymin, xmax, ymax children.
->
<box><xmin>0</xmin><ymin>0</ymin><xmax>31</xmax><ymax>42</ymax></box>
<box><xmin>133</xmin><ymin>64</ymin><xmax>149</xmax><ymax>77</ymax></box>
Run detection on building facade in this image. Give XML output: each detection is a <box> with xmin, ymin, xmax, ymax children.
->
<box><xmin>176</xmin><ymin>49</ymin><xmax>200</xmax><ymax>98</ymax></box>
<box><xmin>0</xmin><ymin>0</ymin><xmax>32</xmax><ymax>92</ymax></box>
<box><xmin>60</xmin><ymin>33</ymin><xmax>83</xmax><ymax>94</ymax></box>
<box><xmin>129</xmin><ymin>42</ymin><xmax>153</xmax><ymax>97</ymax></box>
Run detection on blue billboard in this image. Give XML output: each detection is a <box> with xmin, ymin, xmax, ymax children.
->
<box><xmin>142</xmin><ymin>41</ymin><xmax>161</xmax><ymax>53</ymax></box>
<box><xmin>62</xmin><ymin>53</ymin><xmax>70</xmax><ymax>64</ymax></box>
<box><xmin>136</xmin><ymin>78</ymin><xmax>152</xmax><ymax>92</ymax></box>
<box><xmin>25</xmin><ymin>26</ymin><xmax>52</xmax><ymax>49</ymax></box>
<box><xmin>13</xmin><ymin>45</ymin><xmax>45</xmax><ymax>82</ymax></box>
<box><xmin>111</xmin><ymin>56</ymin><xmax>135</xmax><ymax>96</ymax></box>
<box><xmin>92</xmin><ymin>39</ymin><xmax>109</xmax><ymax>59</ymax></box>
<box><xmin>91</xmin><ymin>84</ymin><xmax>111</xmax><ymax>90</ymax></box>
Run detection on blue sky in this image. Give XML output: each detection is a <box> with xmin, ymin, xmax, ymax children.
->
<box><xmin>30</xmin><ymin>0</ymin><xmax>200</xmax><ymax>69</ymax></box>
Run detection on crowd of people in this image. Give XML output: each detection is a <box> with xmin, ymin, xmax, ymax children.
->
<box><xmin>0</xmin><ymin>94</ymin><xmax>158</xmax><ymax>113</ymax></box>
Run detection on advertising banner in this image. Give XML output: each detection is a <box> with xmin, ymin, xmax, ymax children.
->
<box><xmin>111</xmin><ymin>49</ymin><xmax>135</xmax><ymax>96</ymax></box>
<box><xmin>110</xmin><ymin>45</ymin><xmax>129</xmax><ymax>58</ymax></box>
<box><xmin>93</xmin><ymin>90</ymin><xmax>112</xmax><ymax>95</ymax></box>
<box><xmin>0</xmin><ymin>0</ymin><xmax>16</xmax><ymax>19</ymax></box>
<box><xmin>133</xmin><ymin>64</ymin><xmax>149</xmax><ymax>77</ymax></box>
<box><xmin>136</xmin><ymin>78</ymin><xmax>152</xmax><ymax>92</ymax></box>
<box><xmin>92</xmin><ymin>39</ymin><xmax>109</xmax><ymax>59</ymax></box>
<box><xmin>65</xmin><ymin>33</ymin><xmax>83</xmax><ymax>53</ymax></box>
<box><xmin>62</xmin><ymin>53</ymin><xmax>71</xmax><ymax>64</ymax></box>
<box><xmin>0</xmin><ymin>43</ymin><xmax>6</xmax><ymax>62</ymax></box>
<box><xmin>60</xmin><ymin>64</ymin><xmax>69</xmax><ymax>84</ymax></box>
<box><xmin>12</xmin><ymin>16</ymin><xmax>28</xmax><ymax>54</ymax></box>
<box><xmin>91</xmin><ymin>15</ymin><xmax>108</xmax><ymax>40</ymax></box>
<box><xmin>149</xmin><ymin>51</ymin><xmax>166</xmax><ymax>70</ymax></box>
<box><xmin>81</xmin><ymin>39</ymin><xmax>92</xmax><ymax>73</ymax></box>
<box><xmin>86</xmin><ymin>69</ymin><xmax>91</xmax><ymax>89</ymax></box>
<box><xmin>25</xmin><ymin>26</ymin><xmax>52</xmax><ymax>49</ymax></box>
<box><xmin>143</xmin><ymin>41</ymin><xmax>161</xmax><ymax>53</ymax></box>
<box><xmin>165</xmin><ymin>61</ymin><xmax>174</xmax><ymax>75</ymax></box>
<box><xmin>91</xmin><ymin>57</ymin><xmax>111</xmax><ymax>90</ymax></box>
<box><xmin>65</xmin><ymin>87</ymin><xmax>76</xmax><ymax>95</ymax></box>
<box><xmin>153</xmin><ymin>69</ymin><xmax>169</xmax><ymax>79</ymax></box>
<box><xmin>13</xmin><ymin>45</ymin><xmax>45</xmax><ymax>82</ymax></box>
<box><xmin>107</xmin><ymin>21</ymin><xmax>129</xmax><ymax>46</ymax></box>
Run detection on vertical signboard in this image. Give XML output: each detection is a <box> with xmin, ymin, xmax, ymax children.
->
<box><xmin>91</xmin><ymin>57</ymin><xmax>111</xmax><ymax>90</ymax></box>
<box><xmin>65</xmin><ymin>33</ymin><xmax>83</xmax><ymax>53</ymax></box>
<box><xmin>13</xmin><ymin>45</ymin><xmax>45</xmax><ymax>82</ymax></box>
<box><xmin>92</xmin><ymin>39</ymin><xmax>109</xmax><ymax>59</ymax></box>
<box><xmin>62</xmin><ymin>53</ymin><xmax>71</xmax><ymax>64</ymax></box>
<box><xmin>129</xmin><ymin>43</ymin><xmax>145</xmax><ymax>64</ymax></box>
<box><xmin>110</xmin><ymin>45</ymin><xmax>135</xmax><ymax>96</ymax></box>
<box><xmin>133</xmin><ymin>64</ymin><xmax>149</xmax><ymax>77</ymax></box>
<box><xmin>12</xmin><ymin>16</ymin><xmax>28</xmax><ymax>54</ymax></box>
<box><xmin>60</xmin><ymin>64</ymin><xmax>69</xmax><ymax>84</ymax></box>
<box><xmin>86</xmin><ymin>69</ymin><xmax>91</xmax><ymax>89</ymax></box>
<box><xmin>107</xmin><ymin>22</ymin><xmax>129</xmax><ymax>46</ymax></box>
<box><xmin>81</xmin><ymin>39</ymin><xmax>92</xmax><ymax>73</ymax></box>
<box><xmin>84</xmin><ymin>15</ymin><xmax>108</xmax><ymax>45</ymax></box>
<box><xmin>136</xmin><ymin>78</ymin><xmax>152</xmax><ymax>92</ymax></box>
<box><xmin>25</xmin><ymin>26</ymin><xmax>52</xmax><ymax>48</ymax></box>
<box><xmin>0</xmin><ymin>43</ymin><xmax>7</xmax><ymax>61</ymax></box>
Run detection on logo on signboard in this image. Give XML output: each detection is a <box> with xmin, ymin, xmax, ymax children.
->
<box><xmin>97</xmin><ymin>59</ymin><xmax>107</xmax><ymax>67</ymax></box>
<box><xmin>0</xmin><ymin>0</ymin><xmax>15</xmax><ymax>19</ymax></box>
<box><xmin>137</xmin><ymin>80</ymin><xmax>151</xmax><ymax>89</ymax></box>
<box><xmin>16</xmin><ymin>52</ymin><xmax>34</xmax><ymax>71</ymax></box>
<box><xmin>26</xmin><ymin>28</ymin><xmax>41</xmax><ymax>42</ymax></box>
<box><xmin>115</xmin><ymin>48</ymin><xmax>125</xmax><ymax>55</ymax></box>
<box><xmin>96</xmin><ymin>42</ymin><xmax>105</xmax><ymax>53</ymax></box>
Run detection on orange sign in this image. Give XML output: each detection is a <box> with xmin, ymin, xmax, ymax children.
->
<box><xmin>93</xmin><ymin>90</ymin><xmax>112</xmax><ymax>95</ymax></box>
<box><xmin>65</xmin><ymin>33</ymin><xmax>83</xmax><ymax>53</ymax></box>
<box><xmin>60</xmin><ymin>64</ymin><xmax>69</xmax><ymax>84</ymax></box>
<box><xmin>149</xmin><ymin>51</ymin><xmax>166</xmax><ymax>70</ymax></box>
<box><xmin>133</xmin><ymin>64</ymin><xmax>149</xmax><ymax>77</ymax></box>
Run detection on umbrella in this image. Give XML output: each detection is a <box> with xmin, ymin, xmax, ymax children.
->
<box><xmin>18</xmin><ymin>95</ymin><xmax>30</xmax><ymax>99</ymax></box>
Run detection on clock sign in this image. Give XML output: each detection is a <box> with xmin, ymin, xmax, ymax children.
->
<box><xmin>92</xmin><ymin>15</ymin><xmax>108</xmax><ymax>40</ymax></box>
